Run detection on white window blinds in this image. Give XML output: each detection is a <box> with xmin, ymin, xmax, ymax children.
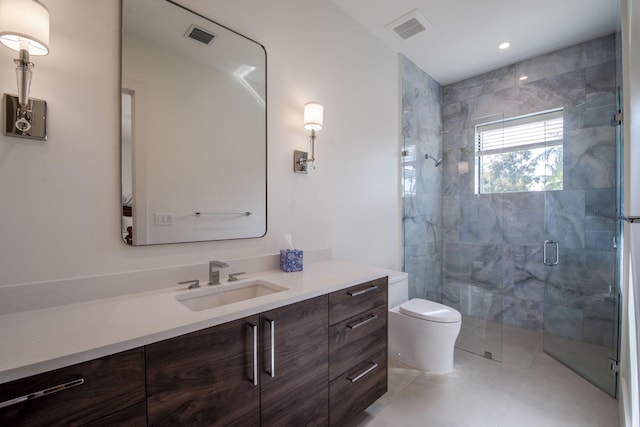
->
<box><xmin>476</xmin><ymin>109</ymin><xmax>563</xmax><ymax>156</ymax></box>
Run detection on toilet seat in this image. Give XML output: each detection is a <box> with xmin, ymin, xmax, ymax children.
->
<box><xmin>399</xmin><ymin>299</ymin><xmax>461</xmax><ymax>323</ymax></box>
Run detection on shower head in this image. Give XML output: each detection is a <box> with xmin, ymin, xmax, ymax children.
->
<box><xmin>425</xmin><ymin>154</ymin><xmax>443</xmax><ymax>167</ymax></box>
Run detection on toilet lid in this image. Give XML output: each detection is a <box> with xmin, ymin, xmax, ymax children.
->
<box><xmin>399</xmin><ymin>298</ymin><xmax>461</xmax><ymax>323</ymax></box>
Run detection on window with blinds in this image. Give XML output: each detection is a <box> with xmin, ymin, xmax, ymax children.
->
<box><xmin>475</xmin><ymin>109</ymin><xmax>564</xmax><ymax>194</ymax></box>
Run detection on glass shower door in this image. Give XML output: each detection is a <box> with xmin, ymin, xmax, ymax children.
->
<box><xmin>542</xmin><ymin>91</ymin><xmax>620</xmax><ymax>397</ymax></box>
<box><xmin>542</xmin><ymin>222</ymin><xmax>618</xmax><ymax>396</ymax></box>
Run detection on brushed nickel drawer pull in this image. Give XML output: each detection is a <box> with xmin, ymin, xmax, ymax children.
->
<box><xmin>0</xmin><ymin>378</ymin><xmax>85</xmax><ymax>409</ymax></box>
<box><xmin>267</xmin><ymin>318</ymin><xmax>275</xmax><ymax>378</ymax></box>
<box><xmin>250</xmin><ymin>323</ymin><xmax>258</xmax><ymax>386</ymax></box>
<box><xmin>347</xmin><ymin>314</ymin><xmax>379</xmax><ymax>330</ymax></box>
<box><xmin>347</xmin><ymin>362</ymin><xmax>378</xmax><ymax>383</ymax></box>
<box><xmin>348</xmin><ymin>285</ymin><xmax>379</xmax><ymax>297</ymax></box>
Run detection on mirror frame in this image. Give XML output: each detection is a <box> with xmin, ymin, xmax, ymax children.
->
<box><xmin>120</xmin><ymin>0</ymin><xmax>268</xmax><ymax>246</ymax></box>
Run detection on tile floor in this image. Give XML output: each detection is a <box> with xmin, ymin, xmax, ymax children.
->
<box><xmin>350</xmin><ymin>325</ymin><xmax>620</xmax><ymax>427</ymax></box>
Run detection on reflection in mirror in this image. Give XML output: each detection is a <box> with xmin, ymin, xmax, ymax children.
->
<box><xmin>121</xmin><ymin>0</ymin><xmax>267</xmax><ymax>245</ymax></box>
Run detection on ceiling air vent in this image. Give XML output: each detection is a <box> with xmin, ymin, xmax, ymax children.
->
<box><xmin>394</xmin><ymin>18</ymin><xmax>425</xmax><ymax>40</ymax></box>
<box><xmin>185</xmin><ymin>25</ymin><xmax>215</xmax><ymax>45</ymax></box>
<box><xmin>385</xmin><ymin>9</ymin><xmax>433</xmax><ymax>41</ymax></box>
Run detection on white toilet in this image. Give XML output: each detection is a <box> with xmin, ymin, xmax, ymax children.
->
<box><xmin>388</xmin><ymin>271</ymin><xmax>462</xmax><ymax>374</ymax></box>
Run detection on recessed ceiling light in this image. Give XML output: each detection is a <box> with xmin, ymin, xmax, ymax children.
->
<box><xmin>498</xmin><ymin>42</ymin><xmax>511</xmax><ymax>50</ymax></box>
<box><xmin>519</xmin><ymin>75</ymin><xmax>528</xmax><ymax>81</ymax></box>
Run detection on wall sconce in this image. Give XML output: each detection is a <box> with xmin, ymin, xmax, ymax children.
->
<box><xmin>0</xmin><ymin>0</ymin><xmax>50</xmax><ymax>140</ymax></box>
<box><xmin>294</xmin><ymin>102</ymin><xmax>323</xmax><ymax>173</ymax></box>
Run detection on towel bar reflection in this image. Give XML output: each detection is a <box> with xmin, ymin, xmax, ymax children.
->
<box><xmin>195</xmin><ymin>211</ymin><xmax>252</xmax><ymax>216</ymax></box>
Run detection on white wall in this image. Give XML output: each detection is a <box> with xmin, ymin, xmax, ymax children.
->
<box><xmin>0</xmin><ymin>0</ymin><xmax>401</xmax><ymax>286</ymax></box>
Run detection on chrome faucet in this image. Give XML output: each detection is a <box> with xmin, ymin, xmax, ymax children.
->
<box><xmin>209</xmin><ymin>260</ymin><xmax>229</xmax><ymax>285</ymax></box>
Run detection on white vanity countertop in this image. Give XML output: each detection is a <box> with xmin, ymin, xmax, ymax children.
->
<box><xmin>0</xmin><ymin>261</ymin><xmax>390</xmax><ymax>384</ymax></box>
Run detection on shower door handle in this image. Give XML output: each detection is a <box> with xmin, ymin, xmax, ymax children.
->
<box><xmin>543</xmin><ymin>240</ymin><xmax>559</xmax><ymax>266</ymax></box>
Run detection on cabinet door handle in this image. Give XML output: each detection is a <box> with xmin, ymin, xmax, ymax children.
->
<box><xmin>348</xmin><ymin>285</ymin><xmax>379</xmax><ymax>297</ymax></box>
<box><xmin>347</xmin><ymin>362</ymin><xmax>378</xmax><ymax>383</ymax></box>
<box><xmin>266</xmin><ymin>318</ymin><xmax>275</xmax><ymax>378</ymax></box>
<box><xmin>347</xmin><ymin>314</ymin><xmax>378</xmax><ymax>329</ymax></box>
<box><xmin>250</xmin><ymin>323</ymin><xmax>258</xmax><ymax>386</ymax></box>
<box><xmin>0</xmin><ymin>378</ymin><xmax>84</xmax><ymax>409</ymax></box>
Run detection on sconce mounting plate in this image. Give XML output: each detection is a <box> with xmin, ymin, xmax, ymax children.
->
<box><xmin>3</xmin><ymin>94</ymin><xmax>47</xmax><ymax>141</ymax></box>
<box><xmin>294</xmin><ymin>150</ymin><xmax>308</xmax><ymax>174</ymax></box>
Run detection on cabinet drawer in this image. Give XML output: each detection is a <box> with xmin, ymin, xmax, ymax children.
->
<box><xmin>0</xmin><ymin>348</ymin><xmax>145</xmax><ymax>427</ymax></box>
<box><xmin>329</xmin><ymin>277</ymin><xmax>388</xmax><ymax>325</ymax></box>
<box><xmin>83</xmin><ymin>402</ymin><xmax>147</xmax><ymax>427</ymax></box>
<box><xmin>329</xmin><ymin>305</ymin><xmax>387</xmax><ymax>380</ymax></box>
<box><xmin>329</xmin><ymin>349</ymin><xmax>387</xmax><ymax>426</ymax></box>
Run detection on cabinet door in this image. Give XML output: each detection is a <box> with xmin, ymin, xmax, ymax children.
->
<box><xmin>146</xmin><ymin>315</ymin><xmax>260</xmax><ymax>427</ymax></box>
<box><xmin>260</xmin><ymin>295</ymin><xmax>329</xmax><ymax>426</ymax></box>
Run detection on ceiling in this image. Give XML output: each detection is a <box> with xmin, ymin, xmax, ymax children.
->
<box><xmin>330</xmin><ymin>0</ymin><xmax>619</xmax><ymax>85</ymax></box>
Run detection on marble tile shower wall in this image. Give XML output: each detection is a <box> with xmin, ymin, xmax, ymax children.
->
<box><xmin>441</xmin><ymin>35</ymin><xmax>617</xmax><ymax>344</ymax></box>
<box><xmin>401</xmin><ymin>56</ymin><xmax>444</xmax><ymax>301</ymax></box>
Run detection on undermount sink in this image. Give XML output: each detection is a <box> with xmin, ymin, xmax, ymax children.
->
<box><xmin>176</xmin><ymin>280</ymin><xmax>288</xmax><ymax>312</ymax></box>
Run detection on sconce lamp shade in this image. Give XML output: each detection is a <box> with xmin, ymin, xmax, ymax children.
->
<box><xmin>0</xmin><ymin>0</ymin><xmax>50</xmax><ymax>56</ymax></box>
<box><xmin>303</xmin><ymin>102</ymin><xmax>323</xmax><ymax>131</ymax></box>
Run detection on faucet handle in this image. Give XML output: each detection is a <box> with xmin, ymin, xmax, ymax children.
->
<box><xmin>228</xmin><ymin>272</ymin><xmax>246</xmax><ymax>282</ymax></box>
<box><xmin>179</xmin><ymin>279</ymin><xmax>200</xmax><ymax>289</ymax></box>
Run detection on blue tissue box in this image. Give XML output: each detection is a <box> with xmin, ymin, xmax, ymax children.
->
<box><xmin>280</xmin><ymin>249</ymin><xmax>303</xmax><ymax>272</ymax></box>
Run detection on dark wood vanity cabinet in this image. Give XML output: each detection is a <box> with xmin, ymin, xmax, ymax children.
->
<box><xmin>146</xmin><ymin>315</ymin><xmax>262</xmax><ymax>426</ymax></box>
<box><xmin>328</xmin><ymin>277</ymin><xmax>388</xmax><ymax>426</ymax></box>
<box><xmin>0</xmin><ymin>278</ymin><xmax>387</xmax><ymax>427</ymax></box>
<box><xmin>0</xmin><ymin>348</ymin><xmax>146</xmax><ymax>427</ymax></box>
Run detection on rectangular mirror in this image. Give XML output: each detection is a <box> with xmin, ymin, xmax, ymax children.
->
<box><xmin>121</xmin><ymin>0</ymin><xmax>267</xmax><ymax>245</ymax></box>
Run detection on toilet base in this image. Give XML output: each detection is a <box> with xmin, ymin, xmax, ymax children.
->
<box><xmin>388</xmin><ymin>306</ymin><xmax>461</xmax><ymax>374</ymax></box>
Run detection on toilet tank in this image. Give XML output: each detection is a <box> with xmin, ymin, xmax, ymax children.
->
<box><xmin>388</xmin><ymin>271</ymin><xmax>408</xmax><ymax>308</ymax></box>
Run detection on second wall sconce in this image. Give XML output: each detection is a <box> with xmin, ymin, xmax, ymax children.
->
<box><xmin>0</xmin><ymin>0</ymin><xmax>50</xmax><ymax>140</ymax></box>
<box><xmin>294</xmin><ymin>102</ymin><xmax>323</xmax><ymax>173</ymax></box>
